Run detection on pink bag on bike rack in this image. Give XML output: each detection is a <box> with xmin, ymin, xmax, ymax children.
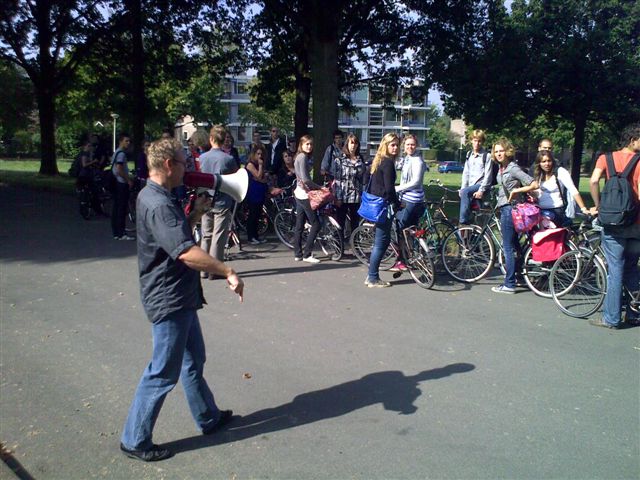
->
<box><xmin>531</xmin><ymin>227</ymin><xmax>567</xmax><ymax>262</ymax></box>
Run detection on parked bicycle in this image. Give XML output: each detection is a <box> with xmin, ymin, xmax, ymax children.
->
<box><xmin>234</xmin><ymin>179</ymin><xmax>296</xmax><ymax>237</ymax></box>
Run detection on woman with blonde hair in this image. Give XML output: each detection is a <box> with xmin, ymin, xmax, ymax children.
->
<box><xmin>364</xmin><ymin>133</ymin><xmax>400</xmax><ymax>287</ymax></box>
<box><xmin>492</xmin><ymin>138</ymin><xmax>533</xmax><ymax>294</ymax></box>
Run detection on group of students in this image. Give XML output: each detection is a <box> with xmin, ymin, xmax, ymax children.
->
<box><xmin>283</xmin><ymin>125</ymin><xmax>639</xmax><ymax>330</ymax></box>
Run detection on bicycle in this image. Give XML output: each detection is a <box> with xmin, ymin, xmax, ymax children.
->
<box><xmin>273</xmin><ymin>202</ymin><xmax>344</xmax><ymax>261</ymax></box>
<box><xmin>548</xmin><ymin>216</ymin><xmax>627</xmax><ymax>318</ymax></box>
<box><xmin>441</xmin><ymin>197</ymin><xmax>575</xmax><ymax>297</ymax></box>
<box><xmin>350</xmin><ymin>188</ymin><xmax>456</xmax><ymax>273</ymax></box>
<box><xmin>349</xmin><ymin>204</ymin><xmax>442</xmax><ymax>289</ymax></box>
<box><xmin>235</xmin><ymin>179</ymin><xmax>296</xmax><ymax>236</ymax></box>
<box><xmin>76</xmin><ymin>171</ymin><xmax>112</xmax><ymax>220</ymax></box>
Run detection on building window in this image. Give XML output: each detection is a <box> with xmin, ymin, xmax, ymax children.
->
<box><xmin>235</xmin><ymin>82</ymin><xmax>248</xmax><ymax>95</ymax></box>
<box><xmin>369</xmin><ymin>129</ymin><xmax>383</xmax><ymax>143</ymax></box>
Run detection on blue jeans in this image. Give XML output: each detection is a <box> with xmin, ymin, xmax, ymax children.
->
<box><xmin>600</xmin><ymin>230</ymin><xmax>640</xmax><ymax>326</ymax></box>
<box><xmin>367</xmin><ymin>213</ymin><xmax>392</xmax><ymax>281</ymax></box>
<box><xmin>397</xmin><ymin>201</ymin><xmax>425</xmax><ymax>231</ymax></box>
<box><xmin>459</xmin><ymin>184</ymin><xmax>481</xmax><ymax>224</ymax></box>
<box><xmin>121</xmin><ymin>309</ymin><xmax>221</xmax><ymax>450</ymax></box>
<box><xmin>500</xmin><ymin>205</ymin><xmax>520</xmax><ymax>289</ymax></box>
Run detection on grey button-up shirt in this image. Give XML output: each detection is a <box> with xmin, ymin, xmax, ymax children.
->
<box><xmin>496</xmin><ymin>162</ymin><xmax>533</xmax><ymax>208</ymax></box>
<box><xmin>137</xmin><ymin>180</ymin><xmax>203</xmax><ymax>323</ymax></box>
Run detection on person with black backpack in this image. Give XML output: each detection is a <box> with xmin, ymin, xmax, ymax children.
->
<box><xmin>588</xmin><ymin>123</ymin><xmax>640</xmax><ymax>329</ymax></box>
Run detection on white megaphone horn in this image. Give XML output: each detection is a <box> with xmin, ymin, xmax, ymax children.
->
<box><xmin>183</xmin><ymin>170</ymin><xmax>248</xmax><ymax>203</ymax></box>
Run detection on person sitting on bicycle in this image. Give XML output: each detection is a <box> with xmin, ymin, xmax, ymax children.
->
<box><xmin>293</xmin><ymin>135</ymin><xmax>323</xmax><ymax>264</ymax></box>
<box><xmin>392</xmin><ymin>134</ymin><xmax>426</xmax><ymax>272</ymax></box>
<box><xmin>507</xmin><ymin>150</ymin><xmax>589</xmax><ymax>227</ymax></box>
<box><xmin>364</xmin><ymin>133</ymin><xmax>400</xmax><ymax>288</ymax></box>
<box><xmin>330</xmin><ymin>133</ymin><xmax>366</xmax><ymax>242</ymax></box>
<box><xmin>459</xmin><ymin>129</ymin><xmax>493</xmax><ymax>225</ymax></box>
<box><xmin>77</xmin><ymin>140</ymin><xmax>108</xmax><ymax>216</ymax></box>
<box><xmin>492</xmin><ymin>138</ymin><xmax>533</xmax><ymax>294</ymax></box>
<box><xmin>245</xmin><ymin>145</ymin><xmax>269</xmax><ymax>245</ymax></box>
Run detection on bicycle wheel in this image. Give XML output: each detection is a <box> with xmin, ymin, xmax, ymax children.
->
<box><xmin>522</xmin><ymin>238</ymin><xmax>577</xmax><ymax>298</ymax></box>
<box><xmin>441</xmin><ymin>226</ymin><xmax>495</xmax><ymax>282</ymax></box>
<box><xmin>407</xmin><ymin>241</ymin><xmax>436</xmax><ymax>289</ymax></box>
<box><xmin>349</xmin><ymin>223</ymin><xmax>396</xmax><ymax>269</ymax></box>
<box><xmin>318</xmin><ymin>217</ymin><xmax>343</xmax><ymax>261</ymax></box>
<box><xmin>274</xmin><ymin>209</ymin><xmax>296</xmax><ymax>248</ymax></box>
<box><xmin>522</xmin><ymin>246</ymin><xmax>555</xmax><ymax>297</ymax></box>
<box><xmin>550</xmin><ymin>249</ymin><xmax>607</xmax><ymax>318</ymax></box>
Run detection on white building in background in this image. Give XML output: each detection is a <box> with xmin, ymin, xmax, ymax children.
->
<box><xmin>176</xmin><ymin>75</ymin><xmax>433</xmax><ymax>154</ymax></box>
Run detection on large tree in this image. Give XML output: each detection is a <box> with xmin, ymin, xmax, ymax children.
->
<box><xmin>234</xmin><ymin>0</ymin><xmax>421</xmax><ymax>180</ymax></box>
<box><xmin>0</xmin><ymin>0</ymin><xmax>111</xmax><ymax>174</ymax></box>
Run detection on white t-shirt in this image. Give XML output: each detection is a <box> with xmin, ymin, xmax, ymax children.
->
<box><xmin>537</xmin><ymin>167</ymin><xmax>579</xmax><ymax>209</ymax></box>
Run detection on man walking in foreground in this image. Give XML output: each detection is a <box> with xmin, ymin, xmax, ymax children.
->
<box><xmin>588</xmin><ymin>123</ymin><xmax>640</xmax><ymax>329</ymax></box>
<box><xmin>120</xmin><ymin>138</ymin><xmax>244</xmax><ymax>461</ymax></box>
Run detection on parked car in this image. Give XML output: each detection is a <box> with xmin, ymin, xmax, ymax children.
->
<box><xmin>438</xmin><ymin>161</ymin><xmax>464</xmax><ymax>173</ymax></box>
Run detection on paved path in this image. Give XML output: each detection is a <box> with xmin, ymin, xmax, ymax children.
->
<box><xmin>0</xmin><ymin>184</ymin><xmax>638</xmax><ymax>479</ymax></box>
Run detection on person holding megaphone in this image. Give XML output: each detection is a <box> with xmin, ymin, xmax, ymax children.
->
<box><xmin>120</xmin><ymin>138</ymin><xmax>245</xmax><ymax>462</ymax></box>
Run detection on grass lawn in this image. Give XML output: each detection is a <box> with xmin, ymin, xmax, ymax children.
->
<box><xmin>0</xmin><ymin>158</ymin><xmax>76</xmax><ymax>195</ymax></box>
<box><xmin>0</xmin><ymin>158</ymin><xmax>593</xmax><ymax>213</ymax></box>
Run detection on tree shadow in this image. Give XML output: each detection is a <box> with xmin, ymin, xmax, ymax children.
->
<box><xmin>164</xmin><ymin>362</ymin><xmax>475</xmax><ymax>454</ymax></box>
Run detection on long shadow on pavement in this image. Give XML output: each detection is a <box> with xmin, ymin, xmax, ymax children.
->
<box><xmin>164</xmin><ymin>362</ymin><xmax>475</xmax><ymax>455</ymax></box>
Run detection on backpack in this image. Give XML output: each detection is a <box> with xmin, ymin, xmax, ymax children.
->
<box><xmin>68</xmin><ymin>153</ymin><xmax>83</xmax><ymax>178</ymax></box>
<box><xmin>598</xmin><ymin>152</ymin><xmax>640</xmax><ymax>227</ymax></box>
<box><xmin>105</xmin><ymin>149</ymin><xmax>125</xmax><ymax>192</ymax></box>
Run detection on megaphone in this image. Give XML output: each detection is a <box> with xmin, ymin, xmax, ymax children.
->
<box><xmin>183</xmin><ymin>170</ymin><xmax>248</xmax><ymax>203</ymax></box>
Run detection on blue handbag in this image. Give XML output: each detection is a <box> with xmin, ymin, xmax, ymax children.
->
<box><xmin>358</xmin><ymin>175</ymin><xmax>388</xmax><ymax>223</ymax></box>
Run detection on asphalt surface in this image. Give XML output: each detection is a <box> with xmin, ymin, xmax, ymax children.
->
<box><xmin>0</xmin><ymin>184</ymin><xmax>638</xmax><ymax>480</ymax></box>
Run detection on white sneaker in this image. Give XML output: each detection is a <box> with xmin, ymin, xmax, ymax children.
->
<box><xmin>491</xmin><ymin>285</ymin><xmax>515</xmax><ymax>294</ymax></box>
<box><xmin>119</xmin><ymin>235</ymin><xmax>136</xmax><ymax>241</ymax></box>
<box><xmin>294</xmin><ymin>257</ymin><xmax>303</xmax><ymax>261</ymax></box>
<box><xmin>302</xmin><ymin>256</ymin><xmax>320</xmax><ymax>264</ymax></box>
<box><xmin>249</xmin><ymin>238</ymin><xmax>261</xmax><ymax>245</ymax></box>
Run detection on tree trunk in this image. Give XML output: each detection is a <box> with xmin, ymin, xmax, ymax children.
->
<box><xmin>294</xmin><ymin>66</ymin><xmax>311</xmax><ymax>142</ymax></box>
<box><xmin>36</xmin><ymin>83</ymin><xmax>59</xmax><ymax>176</ymax></box>
<box><xmin>307</xmin><ymin>0</ymin><xmax>339</xmax><ymax>183</ymax></box>
<box><xmin>34</xmin><ymin>0</ymin><xmax>58</xmax><ymax>175</ymax></box>
<box><xmin>570</xmin><ymin>115</ymin><xmax>587</xmax><ymax>189</ymax></box>
<box><xmin>126</xmin><ymin>0</ymin><xmax>146</xmax><ymax>158</ymax></box>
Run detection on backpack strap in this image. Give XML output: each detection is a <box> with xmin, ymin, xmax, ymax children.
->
<box><xmin>554</xmin><ymin>174</ymin><xmax>568</xmax><ymax>208</ymax></box>
<box><xmin>620</xmin><ymin>153</ymin><xmax>640</xmax><ymax>179</ymax></box>
<box><xmin>604</xmin><ymin>152</ymin><xmax>617</xmax><ymax>179</ymax></box>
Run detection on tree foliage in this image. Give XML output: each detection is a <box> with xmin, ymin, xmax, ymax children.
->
<box><xmin>420</xmin><ymin>0</ymin><xmax>640</xmax><ymax>186</ymax></box>
<box><xmin>0</xmin><ymin>0</ymin><xmax>112</xmax><ymax>174</ymax></box>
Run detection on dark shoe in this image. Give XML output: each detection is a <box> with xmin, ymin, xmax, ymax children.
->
<box><xmin>588</xmin><ymin>319</ymin><xmax>620</xmax><ymax>330</ymax></box>
<box><xmin>202</xmin><ymin>410</ymin><xmax>234</xmax><ymax>435</ymax></box>
<box><xmin>120</xmin><ymin>443</ymin><xmax>173</xmax><ymax>462</ymax></box>
<box><xmin>624</xmin><ymin>316</ymin><xmax>640</xmax><ymax>327</ymax></box>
